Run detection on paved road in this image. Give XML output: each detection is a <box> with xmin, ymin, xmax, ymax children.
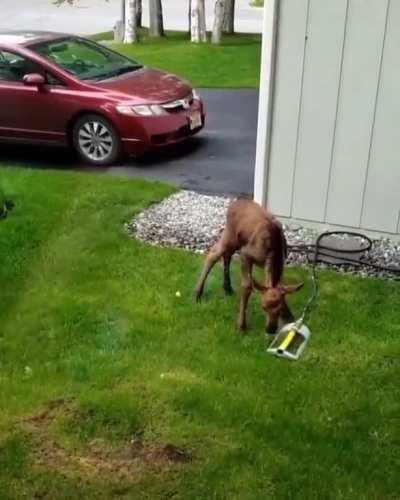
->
<box><xmin>1</xmin><ymin>0</ymin><xmax>262</xmax><ymax>36</ymax></box>
<box><xmin>0</xmin><ymin>90</ymin><xmax>258</xmax><ymax>197</ymax></box>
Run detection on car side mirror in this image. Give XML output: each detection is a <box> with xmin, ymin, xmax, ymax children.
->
<box><xmin>23</xmin><ymin>73</ymin><xmax>45</xmax><ymax>88</ymax></box>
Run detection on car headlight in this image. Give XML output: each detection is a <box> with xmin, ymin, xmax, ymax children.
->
<box><xmin>116</xmin><ymin>104</ymin><xmax>167</xmax><ymax>116</ymax></box>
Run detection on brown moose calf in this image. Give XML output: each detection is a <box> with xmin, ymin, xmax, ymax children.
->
<box><xmin>194</xmin><ymin>199</ymin><xmax>303</xmax><ymax>333</ymax></box>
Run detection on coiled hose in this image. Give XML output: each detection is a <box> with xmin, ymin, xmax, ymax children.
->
<box><xmin>288</xmin><ymin>231</ymin><xmax>400</xmax><ymax>323</ymax></box>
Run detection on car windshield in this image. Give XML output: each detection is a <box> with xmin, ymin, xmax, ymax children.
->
<box><xmin>31</xmin><ymin>37</ymin><xmax>142</xmax><ymax>81</ymax></box>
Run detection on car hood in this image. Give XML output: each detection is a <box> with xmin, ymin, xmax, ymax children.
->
<box><xmin>93</xmin><ymin>67</ymin><xmax>192</xmax><ymax>104</ymax></box>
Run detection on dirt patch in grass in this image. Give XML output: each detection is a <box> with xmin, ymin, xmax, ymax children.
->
<box><xmin>20</xmin><ymin>399</ymin><xmax>192</xmax><ymax>481</ymax></box>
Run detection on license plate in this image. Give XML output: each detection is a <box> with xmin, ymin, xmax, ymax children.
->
<box><xmin>189</xmin><ymin>111</ymin><xmax>202</xmax><ymax>130</ymax></box>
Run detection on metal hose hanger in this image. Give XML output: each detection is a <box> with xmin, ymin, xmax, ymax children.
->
<box><xmin>289</xmin><ymin>231</ymin><xmax>400</xmax><ymax>324</ymax></box>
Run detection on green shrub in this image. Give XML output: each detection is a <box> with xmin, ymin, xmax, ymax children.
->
<box><xmin>0</xmin><ymin>185</ymin><xmax>6</xmax><ymax>218</ymax></box>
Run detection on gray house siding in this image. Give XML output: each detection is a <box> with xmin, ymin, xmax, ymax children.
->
<box><xmin>265</xmin><ymin>0</ymin><xmax>400</xmax><ymax>236</ymax></box>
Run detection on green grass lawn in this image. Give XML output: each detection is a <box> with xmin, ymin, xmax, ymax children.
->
<box><xmin>0</xmin><ymin>167</ymin><xmax>399</xmax><ymax>499</ymax></box>
<box><xmin>93</xmin><ymin>30</ymin><xmax>261</xmax><ymax>88</ymax></box>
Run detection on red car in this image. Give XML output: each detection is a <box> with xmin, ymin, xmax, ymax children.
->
<box><xmin>0</xmin><ymin>30</ymin><xmax>205</xmax><ymax>165</ymax></box>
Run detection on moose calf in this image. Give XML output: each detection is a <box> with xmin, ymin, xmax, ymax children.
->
<box><xmin>194</xmin><ymin>199</ymin><xmax>303</xmax><ymax>333</ymax></box>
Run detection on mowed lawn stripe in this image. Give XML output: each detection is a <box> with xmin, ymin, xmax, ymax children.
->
<box><xmin>0</xmin><ymin>167</ymin><xmax>398</xmax><ymax>499</ymax></box>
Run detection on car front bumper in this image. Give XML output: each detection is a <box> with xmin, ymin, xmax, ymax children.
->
<box><xmin>118</xmin><ymin>98</ymin><xmax>205</xmax><ymax>156</ymax></box>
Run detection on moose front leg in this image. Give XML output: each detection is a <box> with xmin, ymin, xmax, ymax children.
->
<box><xmin>237</xmin><ymin>256</ymin><xmax>253</xmax><ymax>332</ymax></box>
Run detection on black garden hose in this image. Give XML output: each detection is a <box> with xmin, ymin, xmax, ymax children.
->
<box><xmin>288</xmin><ymin>231</ymin><xmax>400</xmax><ymax>277</ymax></box>
<box><xmin>288</xmin><ymin>231</ymin><xmax>400</xmax><ymax>324</ymax></box>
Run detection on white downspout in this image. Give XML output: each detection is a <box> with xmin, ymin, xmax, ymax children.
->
<box><xmin>253</xmin><ymin>0</ymin><xmax>279</xmax><ymax>207</ymax></box>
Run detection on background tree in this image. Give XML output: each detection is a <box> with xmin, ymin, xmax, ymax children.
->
<box><xmin>212</xmin><ymin>0</ymin><xmax>225</xmax><ymax>44</ymax></box>
<box><xmin>136</xmin><ymin>0</ymin><xmax>142</xmax><ymax>27</ymax></box>
<box><xmin>222</xmin><ymin>0</ymin><xmax>235</xmax><ymax>34</ymax></box>
<box><xmin>124</xmin><ymin>0</ymin><xmax>139</xmax><ymax>43</ymax></box>
<box><xmin>191</xmin><ymin>0</ymin><xmax>207</xmax><ymax>43</ymax></box>
<box><xmin>149</xmin><ymin>0</ymin><xmax>164</xmax><ymax>37</ymax></box>
<box><xmin>114</xmin><ymin>0</ymin><xmax>125</xmax><ymax>42</ymax></box>
<box><xmin>188</xmin><ymin>0</ymin><xmax>192</xmax><ymax>35</ymax></box>
<box><xmin>57</xmin><ymin>0</ymin><xmax>142</xmax><ymax>44</ymax></box>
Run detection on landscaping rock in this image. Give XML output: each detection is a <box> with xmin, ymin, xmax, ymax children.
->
<box><xmin>126</xmin><ymin>191</ymin><xmax>231</xmax><ymax>253</ymax></box>
<box><xmin>126</xmin><ymin>191</ymin><xmax>400</xmax><ymax>280</ymax></box>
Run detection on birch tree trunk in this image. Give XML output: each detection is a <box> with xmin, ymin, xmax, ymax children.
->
<box><xmin>136</xmin><ymin>0</ymin><xmax>142</xmax><ymax>27</ymax></box>
<box><xmin>124</xmin><ymin>0</ymin><xmax>138</xmax><ymax>43</ymax></box>
<box><xmin>199</xmin><ymin>0</ymin><xmax>207</xmax><ymax>41</ymax></box>
<box><xmin>149</xmin><ymin>0</ymin><xmax>165</xmax><ymax>37</ymax></box>
<box><xmin>212</xmin><ymin>0</ymin><xmax>225</xmax><ymax>44</ymax></box>
<box><xmin>114</xmin><ymin>0</ymin><xmax>126</xmax><ymax>42</ymax></box>
<box><xmin>188</xmin><ymin>0</ymin><xmax>192</xmax><ymax>35</ymax></box>
<box><xmin>191</xmin><ymin>0</ymin><xmax>207</xmax><ymax>43</ymax></box>
<box><xmin>222</xmin><ymin>0</ymin><xmax>235</xmax><ymax>34</ymax></box>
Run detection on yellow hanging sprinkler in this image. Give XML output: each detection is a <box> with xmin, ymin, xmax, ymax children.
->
<box><xmin>267</xmin><ymin>232</ymin><xmax>322</xmax><ymax>361</ymax></box>
<box><xmin>267</xmin><ymin>318</ymin><xmax>312</xmax><ymax>361</ymax></box>
<box><xmin>267</xmin><ymin>229</ymin><xmax>400</xmax><ymax>360</ymax></box>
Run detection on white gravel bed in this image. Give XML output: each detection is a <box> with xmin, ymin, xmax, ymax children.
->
<box><xmin>126</xmin><ymin>191</ymin><xmax>400</xmax><ymax>280</ymax></box>
<box><xmin>126</xmin><ymin>191</ymin><xmax>231</xmax><ymax>253</ymax></box>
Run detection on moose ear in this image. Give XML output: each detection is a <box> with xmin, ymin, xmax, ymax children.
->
<box><xmin>252</xmin><ymin>277</ymin><xmax>268</xmax><ymax>293</ymax></box>
<box><xmin>282</xmin><ymin>282</ymin><xmax>304</xmax><ymax>294</ymax></box>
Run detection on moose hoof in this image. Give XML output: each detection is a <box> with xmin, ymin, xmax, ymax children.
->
<box><xmin>237</xmin><ymin>322</ymin><xmax>247</xmax><ymax>334</ymax></box>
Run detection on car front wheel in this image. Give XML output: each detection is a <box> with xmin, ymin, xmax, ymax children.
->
<box><xmin>72</xmin><ymin>114</ymin><xmax>121</xmax><ymax>166</ymax></box>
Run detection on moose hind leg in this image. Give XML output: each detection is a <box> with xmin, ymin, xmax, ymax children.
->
<box><xmin>193</xmin><ymin>242</ymin><xmax>226</xmax><ymax>302</ymax></box>
<box><xmin>223</xmin><ymin>252</ymin><xmax>234</xmax><ymax>295</ymax></box>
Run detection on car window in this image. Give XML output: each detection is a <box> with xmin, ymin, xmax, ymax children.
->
<box><xmin>31</xmin><ymin>37</ymin><xmax>142</xmax><ymax>81</ymax></box>
<box><xmin>0</xmin><ymin>50</ymin><xmax>65</xmax><ymax>86</ymax></box>
<box><xmin>0</xmin><ymin>50</ymin><xmax>42</xmax><ymax>82</ymax></box>
<box><xmin>45</xmin><ymin>71</ymin><xmax>65</xmax><ymax>86</ymax></box>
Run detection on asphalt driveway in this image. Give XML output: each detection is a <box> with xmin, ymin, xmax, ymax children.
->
<box><xmin>0</xmin><ymin>90</ymin><xmax>258</xmax><ymax>197</ymax></box>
